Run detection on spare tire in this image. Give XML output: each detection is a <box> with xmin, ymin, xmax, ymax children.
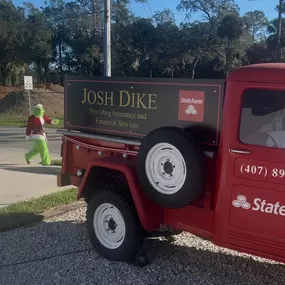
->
<box><xmin>136</xmin><ymin>127</ymin><xmax>205</xmax><ymax>209</ymax></box>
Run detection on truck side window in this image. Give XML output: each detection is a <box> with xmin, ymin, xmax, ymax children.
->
<box><xmin>239</xmin><ymin>88</ymin><xmax>285</xmax><ymax>149</ymax></box>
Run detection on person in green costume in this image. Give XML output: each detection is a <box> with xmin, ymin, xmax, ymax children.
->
<box><xmin>25</xmin><ymin>104</ymin><xmax>59</xmax><ymax>165</ymax></box>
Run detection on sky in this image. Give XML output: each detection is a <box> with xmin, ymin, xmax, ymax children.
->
<box><xmin>131</xmin><ymin>0</ymin><xmax>278</xmax><ymax>24</ymax></box>
<box><xmin>12</xmin><ymin>0</ymin><xmax>278</xmax><ymax>24</ymax></box>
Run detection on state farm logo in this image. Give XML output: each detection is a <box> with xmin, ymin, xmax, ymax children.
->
<box><xmin>232</xmin><ymin>195</ymin><xmax>251</xmax><ymax>210</ymax></box>
<box><xmin>178</xmin><ymin>90</ymin><xmax>205</xmax><ymax>122</ymax></box>
<box><xmin>232</xmin><ymin>195</ymin><xmax>285</xmax><ymax>216</ymax></box>
<box><xmin>185</xmin><ymin>104</ymin><xmax>198</xmax><ymax>115</ymax></box>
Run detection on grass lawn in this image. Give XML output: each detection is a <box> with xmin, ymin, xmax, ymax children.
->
<box><xmin>0</xmin><ymin>115</ymin><xmax>64</xmax><ymax>128</ymax></box>
<box><xmin>0</xmin><ymin>188</ymin><xmax>77</xmax><ymax>232</ymax></box>
<box><xmin>0</xmin><ymin>115</ymin><xmax>27</xmax><ymax>127</ymax></box>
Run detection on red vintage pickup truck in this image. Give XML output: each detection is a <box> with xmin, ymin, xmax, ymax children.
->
<box><xmin>57</xmin><ymin>63</ymin><xmax>285</xmax><ymax>264</ymax></box>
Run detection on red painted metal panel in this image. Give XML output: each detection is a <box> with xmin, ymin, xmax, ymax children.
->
<box><xmin>77</xmin><ymin>156</ymin><xmax>162</xmax><ymax>232</ymax></box>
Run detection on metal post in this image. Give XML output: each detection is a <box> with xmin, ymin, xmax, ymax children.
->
<box><xmin>104</xmin><ymin>0</ymin><xmax>111</xmax><ymax>77</ymax></box>
<box><xmin>276</xmin><ymin>0</ymin><xmax>283</xmax><ymax>61</ymax></box>
<box><xmin>28</xmin><ymin>89</ymin><xmax>32</xmax><ymax>116</ymax></box>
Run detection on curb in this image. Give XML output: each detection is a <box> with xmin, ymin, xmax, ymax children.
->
<box><xmin>43</xmin><ymin>201</ymin><xmax>86</xmax><ymax>219</ymax></box>
<box><xmin>0</xmin><ymin>200</ymin><xmax>86</xmax><ymax>233</ymax></box>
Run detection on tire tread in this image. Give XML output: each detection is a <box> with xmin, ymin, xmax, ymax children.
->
<box><xmin>136</xmin><ymin>127</ymin><xmax>206</xmax><ymax>208</ymax></box>
<box><xmin>86</xmin><ymin>188</ymin><xmax>143</xmax><ymax>262</ymax></box>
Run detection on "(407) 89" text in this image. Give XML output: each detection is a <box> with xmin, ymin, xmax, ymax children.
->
<box><xmin>240</xmin><ymin>164</ymin><xmax>285</xmax><ymax>178</ymax></box>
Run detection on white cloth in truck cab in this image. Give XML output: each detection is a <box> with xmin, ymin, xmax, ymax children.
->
<box><xmin>266</xmin><ymin>131</ymin><xmax>285</xmax><ymax>148</ymax></box>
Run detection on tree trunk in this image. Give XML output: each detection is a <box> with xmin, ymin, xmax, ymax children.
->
<box><xmin>276</xmin><ymin>0</ymin><xmax>282</xmax><ymax>61</ymax></box>
<box><xmin>92</xmin><ymin>0</ymin><xmax>102</xmax><ymax>41</ymax></box>
<box><xmin>192</xmin><ymin>56</ymin><xmax>200</xmax><ymax>79</ymax></box>
<box><xmin>0</xmin><ymin>64</ymin><xmax>9</xmax><ymax>86</ymax></box>
<box><xmin>43</xmin><ymin>63</ymin><xmax>48</xmax><ymax>83</ymax></box>
<box><xmin>11</xmin><ymin>73</ymin><xmax>15</xmax><ymax>86</ymax></box>
<box><xmin>37</xmin><ymin>62</ymin><xmax>41</xmax><ymax>84</ymax></box>
<box><xmin>225</xmin><ymin>37</ymin><xmax>231</xmax><ymax>72</ymax></box>
<box><xmin>92</xmin><ymin>0</ymin><xmax>96</xmax><ymax>40</ymax></box>
<box><xmin>116</xmin><ymin>0</ymin><xmax>120</xmax><ymax>24</ymax></box>
<box><xmin>59</xmin><ymin>41</ymin><xmax>63</xmax><ymax>84</ymax></box>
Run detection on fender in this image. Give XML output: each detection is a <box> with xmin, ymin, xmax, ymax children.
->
<box><xmin>77</xmin><ymin>156</ymin><xmax>162</xmax><ymax>232</ymax></box>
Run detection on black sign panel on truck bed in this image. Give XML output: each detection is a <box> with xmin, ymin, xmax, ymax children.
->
<box><xmin>65</xmin><ymin>76</ymin><xmax>225</xmax><ymax>146</ymax></box>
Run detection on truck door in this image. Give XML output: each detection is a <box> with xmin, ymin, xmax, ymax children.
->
<box><xmin>214</xmin><ymin>83</ymin><xmax>285</xmax><ymax>260</ymax></box>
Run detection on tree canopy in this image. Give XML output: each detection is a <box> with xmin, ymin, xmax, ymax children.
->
<box><xmin>0</xmin><ymin>0</ymin><xmax>283</xmax><ymax>85</ymax></box>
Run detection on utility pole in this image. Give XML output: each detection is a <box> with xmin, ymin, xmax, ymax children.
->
<box><xmin>276</xmin><ymin>0</ymin><xmax>283</xmax><ymax>61</ymax></box>
<box><xmin>104</xmin><ymin>0</ymin><xmax>111</xmax><ymax>77</ymax></box>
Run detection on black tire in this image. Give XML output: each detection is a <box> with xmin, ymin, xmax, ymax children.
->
<box><xmin>137</xmin><ymin>127</ymin><xmax>205</xmax><ymax>209</ymax></box>
<box><xmin>86</xmin><ymin>189</ymin><xmax>143</xmax><ymax>262</ymax></box>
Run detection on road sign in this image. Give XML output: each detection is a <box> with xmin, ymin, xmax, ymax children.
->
<box><xmin>24</xmin><ymin>76</ymin><xmax>33</xmax><ymax>90</ymax></box>
<box><xmin>24</xmin><ymin>76</ymin><xmax>33</xmax><ymax>115</ymax></box>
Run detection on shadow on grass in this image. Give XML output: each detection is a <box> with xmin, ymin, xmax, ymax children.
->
<box><xmin>0</xmin><ymin>188</ymin><xmax>77</xmax><ymax>234</ymax></box>
<box><xmin>0</xmin><ymin>212</ymin><xmax>44</xmax><ymax>233</ymax></box>
<box><xmin>0</xmin><ymin>164</ymin><xmax>61</xmax><ymax>175</ymax></box>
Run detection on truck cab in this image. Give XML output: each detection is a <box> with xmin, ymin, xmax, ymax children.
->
<box><xmin>58</xmin><ymin>63</ymin><xmax>285</xmax><ymax>264</ymax></box>
<box><xmin>214</xmin><ymin>63</ymin><xmax>285</xmax><ymax>261</ymax></box>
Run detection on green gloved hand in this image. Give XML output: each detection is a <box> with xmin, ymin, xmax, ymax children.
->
<box><xmin>51</xmin><ymin>119</ymin><xmax>59</xmax><ymax>125</ymax></box>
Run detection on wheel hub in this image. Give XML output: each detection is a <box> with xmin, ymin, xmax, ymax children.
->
<box><xmin>163</xmin><ymin>160</ymin><xmax>174</xmax><ymax>175</ymax></box>
<box><xmin>145</xmin><ymin>142</ymin><xmax>187</xmax><ymax>195</ymax></box>
<box><xmin>93</xmin><ymin>203</ymin><xmax>126</xmax><ymax>249</ymax></box>
<box><xmin>107</xmin><ymin>218</ymin><xmax>117</xmax><ymax>232</ymax></box>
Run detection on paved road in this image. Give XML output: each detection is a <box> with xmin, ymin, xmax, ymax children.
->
<box><xmin>0</xmin><ymin>126</ymin><xmax>62</xmax><ymax>153</ymax></box>
<box><xmin>0</xmin><ymin>127</ymin><xmax>70</xmax><ymax>207</ymax></box>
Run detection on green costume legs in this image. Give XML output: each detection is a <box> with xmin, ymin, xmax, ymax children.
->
<box><xmin>37</xmin><ymin>139</ymin><xmax>51</xmax><ymax>165</ymax></box>
<box><xmin>25</xmin><ymin>141</ymin><xmax>37</xmax><ymax>164</ymax></box>
<box><xmin>25</xmin><ymin>139</ymin><xmax>51</xmax><ymax>165</ymax></box>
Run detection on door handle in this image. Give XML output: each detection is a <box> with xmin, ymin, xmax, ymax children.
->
<box><xmin>229</xmin><ymin>149</ymin><xmax>251</xmax><ymax>155</ymax></box>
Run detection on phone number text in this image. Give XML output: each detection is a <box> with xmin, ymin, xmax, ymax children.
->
<box><xmin>240</xmin><ymin>164</ymin><xmax>285</xmax><ymax>178</ymax></box>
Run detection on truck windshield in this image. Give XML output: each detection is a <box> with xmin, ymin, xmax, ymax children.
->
<box><xmin>239</xmin><ymin>88</ymin><xmax>285</xmax><ymax>149</ymax></box>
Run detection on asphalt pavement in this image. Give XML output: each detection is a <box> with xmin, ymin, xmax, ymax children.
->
<box><xmin>0</xmin><ymin>126</ymin><xmax>70</xmax><ymax>207</ymax></box>
<box><xmin>0</xmin><ymin>126</ymin><xmax>61</xmax><ymax>153</ymax></box>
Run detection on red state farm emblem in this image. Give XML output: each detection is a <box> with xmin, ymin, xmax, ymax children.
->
<box><xmin>178</xmin><ymin>90</ymin><xmax>205</xmax><ymax>122</ymax></box>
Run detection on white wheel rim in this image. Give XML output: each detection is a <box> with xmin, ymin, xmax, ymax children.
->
<box><xmin>93</xmin><ymin>203</ymin><xmax>126</xmax><ymax>250</ymax></box>
<box><xmin>145</xmin><ymin>142</ymin><xmax>187</xmax><ymax>195</ymax></box>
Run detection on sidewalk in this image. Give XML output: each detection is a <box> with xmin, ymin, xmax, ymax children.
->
<box><xmin>0</xmin><ymin>148</ymin><xmax>70</xmax><ymax>208</ymax></box>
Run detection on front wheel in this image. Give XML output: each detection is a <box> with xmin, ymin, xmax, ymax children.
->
<box><xmin>86</xmin><ymin>190</ymin><xmax>143</xmax><ymax>262</ymax></box>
